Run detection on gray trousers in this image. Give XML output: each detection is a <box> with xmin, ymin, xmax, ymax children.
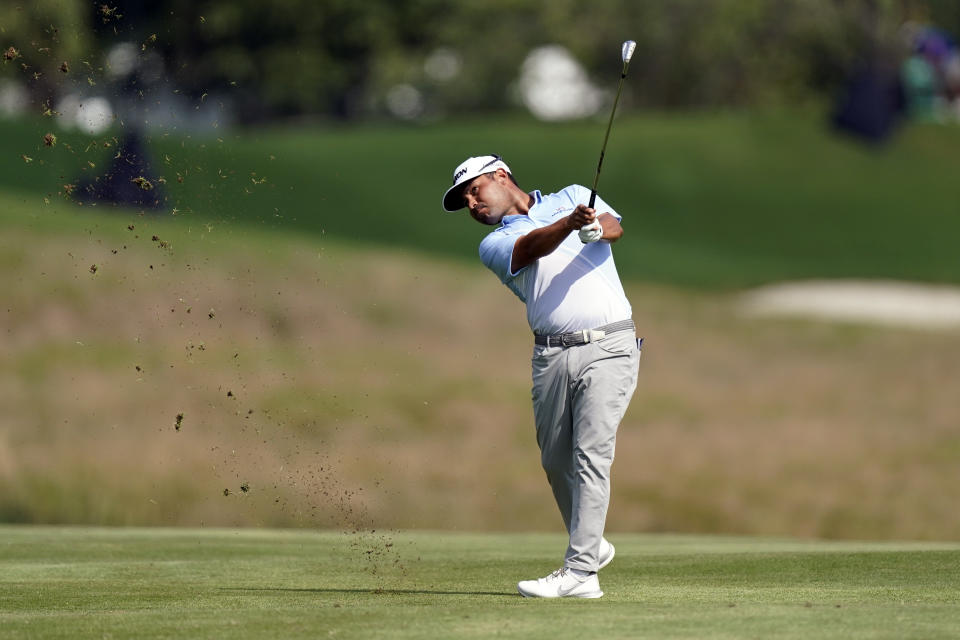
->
<box><xmin>531</xmin><ymin>328</ymin><xmax>640</xmax><ymax>572</ymax></box>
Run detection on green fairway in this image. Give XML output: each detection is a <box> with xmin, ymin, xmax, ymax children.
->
<box><xmin>4</xmin><ymin>111</ymin><xmax>960</xmax><ymax>289</ymax></box>
<box><xmin>2</xmin><ymin>527</ymin><xmax>959</xmax><ymax>639</ymax></box>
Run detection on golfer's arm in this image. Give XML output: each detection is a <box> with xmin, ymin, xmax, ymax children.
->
<box><xmin>511</xmin><ymin>218</ymin><xmax>575</xmax><ymax>272</ymax></box>
<box><xmin>598</xmin><ymin>213</ymin><xmax>623</xmax><ymax>243</ymax></box>
<box><xmin>511</xmin><ymin>212</ymin><xmax>624</xmax><ymax>270</ymax></box>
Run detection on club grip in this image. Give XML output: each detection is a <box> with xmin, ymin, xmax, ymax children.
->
<box><xmin>588</xmin><ymin>190</ymin><xmax>597</xmax><ymax>209</ymax></box>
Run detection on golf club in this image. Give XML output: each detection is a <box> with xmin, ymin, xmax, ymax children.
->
<box><xmin>589</xmin><ymin>40</ymin><xmax>636</xmax><ymax>209</ymax></box>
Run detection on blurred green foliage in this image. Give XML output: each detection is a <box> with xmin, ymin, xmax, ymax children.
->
<box><xmin>2</xmin><ymin>0</ymin><xmax>959</xmax><ymax>122</ymax></box>
<box><xmin>0</xmin><ymin>0</ymin><xmax>91</xmax><ymax>103</ymax></box>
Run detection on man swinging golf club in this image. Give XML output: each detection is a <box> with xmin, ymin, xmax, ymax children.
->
<box><xmin>440</xmin><ymin>37</ymin><xmax>641</xmax><ymax>601</ymax></box>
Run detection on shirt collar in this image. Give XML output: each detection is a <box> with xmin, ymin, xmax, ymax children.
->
<box><xmin>498</xmin><ymin>190</ymin><xmax>542</xmax><ymax>227</ymax></box>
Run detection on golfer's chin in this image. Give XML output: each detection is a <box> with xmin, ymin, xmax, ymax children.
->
<box><xmin>471</xmin><ymin>209</ymin><xmax>503</xmax><ymax>226</ymax></box>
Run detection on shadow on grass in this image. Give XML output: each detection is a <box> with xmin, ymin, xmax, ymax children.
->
<box><xmin>224</xmin><ymin>587</ymin><xmax>516</xmax><ymax>597</ymax></box>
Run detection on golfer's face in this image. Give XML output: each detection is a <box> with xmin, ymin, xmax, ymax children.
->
<box><xmin>464</xmin><ymin>173</ymin><xmax>506</xmax><ymax>225</ymax></box>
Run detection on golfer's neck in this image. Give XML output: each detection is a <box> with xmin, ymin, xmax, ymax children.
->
<box><xmin>511</xmin><ymin>188</ymin><xmax>534</xmax><ymax>215</ymax></box>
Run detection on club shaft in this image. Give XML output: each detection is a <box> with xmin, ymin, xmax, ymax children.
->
<box><xmin>589</xmin><ymin>65</ymin><xmax>629</xmax><ymax>209</ymax></box>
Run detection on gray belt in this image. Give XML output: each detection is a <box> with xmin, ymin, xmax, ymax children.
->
<box><xmin>534</xmin><ymin>319</ymin><xmax>635</xmax><ymax>347</ymax></box>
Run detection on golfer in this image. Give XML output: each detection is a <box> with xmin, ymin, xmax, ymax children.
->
<box><xmin>442</xmin><ymin>154</ymin><xmax>641</xmax><ymax>598</ymax></box>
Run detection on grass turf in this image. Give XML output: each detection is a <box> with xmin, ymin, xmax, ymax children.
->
<box><xmin>2</xmin><ymin>526</ymin><xmax>959</xmax><ymax>639</ymax></box>
<box><xmin>4</xmin><ymin>111</ymin><xmax>960</xmax><ymax>289</ymax></box>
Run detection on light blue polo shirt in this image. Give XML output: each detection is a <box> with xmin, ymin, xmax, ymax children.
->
<box><xmin>478</xmin><ymin>184</ymin><xmax>632</xmax><ymax>335</ymax></box>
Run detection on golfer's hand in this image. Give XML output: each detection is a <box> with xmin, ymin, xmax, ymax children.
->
<box><xmin>579</xmin><ymin>220</ymin><xmax>603</xmax><ymax>243</ymax></box>
<box><xmin>569</xmin><ymin>204</ymin><xmax>596</xmax><ymax>229</ymax></box>
<box><xmin>570</xmin><ymin>205</ymin><xmax>602</xmax><ymax>243</ymax></box>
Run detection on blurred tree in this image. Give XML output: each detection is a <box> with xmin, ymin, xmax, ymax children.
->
<box><xmin>0</xmin><ymin>0</ymin><xmax>93</xmax><ymax>111</ymax></box>
<box><xmin>400</xmin><ymin>0</ymin><xmax>915</xmax><ymax>114</ymax></box>
<box><xmin>3</xmin><ymin>0</ymin><xmax>957</xmax><ymax>123</ymax></box>
<box><xmin>920</xmin><ymin>0</ymin><xmax>960</xmax><ymax>35</ymax></box>
<box><xmin>95</xmin><ymin>0</ymin><xmax>450</xmax><ymax>121</ymax></box>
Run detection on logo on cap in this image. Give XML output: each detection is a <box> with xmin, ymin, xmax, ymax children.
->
<box><xmin>442</xmin><ymin>154</ymin><xmax>511</xmax><ymax>212</ymax></box>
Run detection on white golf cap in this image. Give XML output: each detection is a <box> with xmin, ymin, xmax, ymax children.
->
<box><xmin>441</xmin><ymin>154</ymin><xmax>511</xmax><ymax>211</ymax></box>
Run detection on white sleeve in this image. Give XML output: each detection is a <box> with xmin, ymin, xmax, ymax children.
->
<box><xmin>478</xmin><ymin>218</ymin><xmax>536</xmax><ymax>282</ymax></box>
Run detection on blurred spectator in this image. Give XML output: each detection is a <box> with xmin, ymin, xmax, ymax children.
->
<box><xmin>900</xmin><ymin>22</ymin><xmax>960</xmax><ymax>123</ymax></box>
<box><xmin>831</xmin><ymin>64</ymin><xmax>905</xmax><ymax>143</ymax></box>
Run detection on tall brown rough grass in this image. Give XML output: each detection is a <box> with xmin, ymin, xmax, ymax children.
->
<box><xmin>3</xmin><ymin>209</ymin><xmax>960</xmax><ymax>540</ymax></box>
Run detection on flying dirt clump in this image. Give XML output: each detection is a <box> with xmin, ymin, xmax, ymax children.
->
<box><xmin>98</xmin><ymin>4</ymin><xmax>122</xmax><ymax>23</ymax></box>
<box><xmin>132</xmin><ymin>176</ymin><xmax>154</xmax><ymax>191</ymax></box>
<box><xmin>222</xmin><ymin>483</ymin><xmax>250</xmax><ymax>496</ymax></box>
<box><xmin>174</xmin><ymin>413</ymin><xmax>184</xmax><ymax>431</ymax></box>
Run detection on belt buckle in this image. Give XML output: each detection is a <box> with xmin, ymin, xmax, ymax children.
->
<box><xmin>560</xmin><ymin>333</ymin><xmax>575</xmax><ymax>347</ymax></box>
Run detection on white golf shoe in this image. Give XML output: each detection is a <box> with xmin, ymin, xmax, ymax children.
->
<box><xmin>517</xmin><ymin>567</ymin><xmax>603</xmax><ymax>599</ymax></box>
<box><xmin>598</xmin><ymin>537</ymin><xmax>616</xmax><ymax>570</ymax></box>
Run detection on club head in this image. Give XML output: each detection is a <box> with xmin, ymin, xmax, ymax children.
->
<box><xmin>621</xmin><ymin>40</ymin><xmax>637</xmax><ymax>64</ymax></box>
